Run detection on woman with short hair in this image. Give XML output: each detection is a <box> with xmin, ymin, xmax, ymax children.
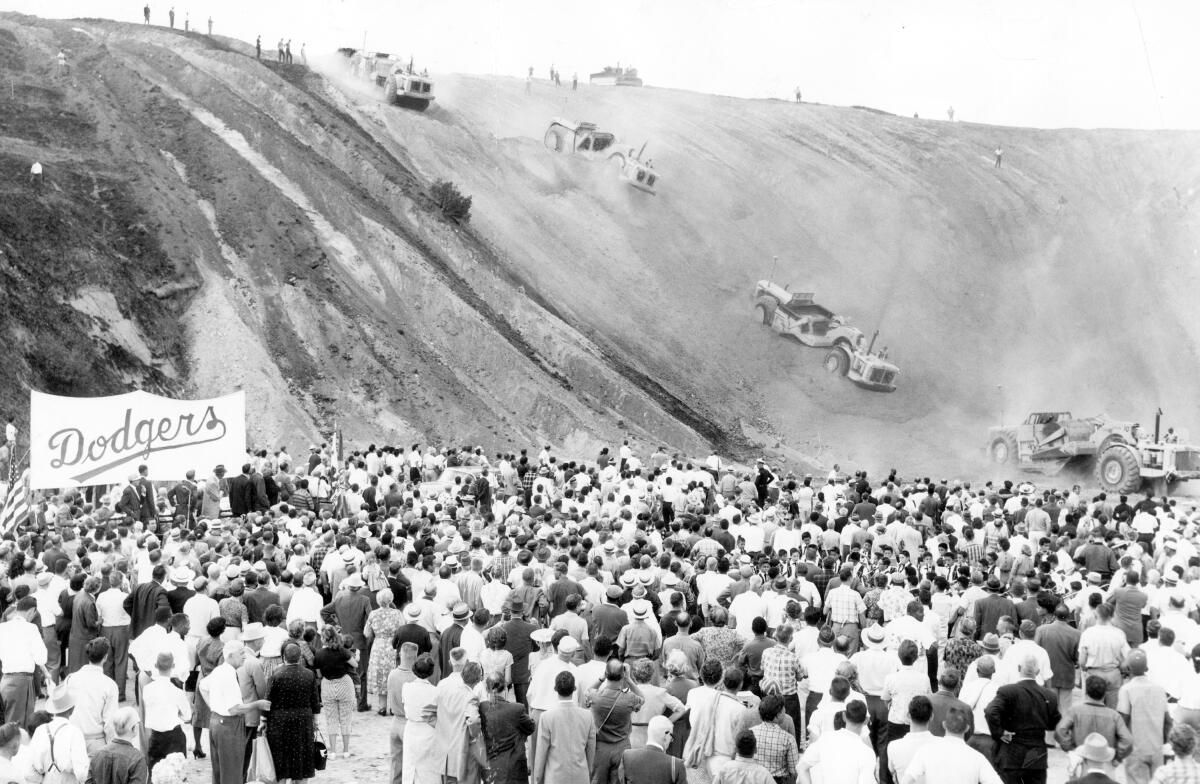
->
<box><xmin>263</xmin><ymin>642</ymin><xmax>320</xmax><ymax>784</ymax></box>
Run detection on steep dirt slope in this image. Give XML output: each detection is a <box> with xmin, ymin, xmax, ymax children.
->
<box><xmin>0</xmin><ymin>16</ymin><xmax>727</xmax><ymax>454</ymax></box>
<box><xmin>323</xmin><ymin>72</ymin><xmax>1200</xmax><ymax>473</ymax></box>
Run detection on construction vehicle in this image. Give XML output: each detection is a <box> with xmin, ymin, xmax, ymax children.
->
<box><xmin>382</xmin><ymin>62</ymin><xmax>435</xmax><ymax>110</ymax></box>
<box><xmin>987</xmin><ymin>410</ymin><xmax>1200</xmax><ymax>494</ymax></box>
<box><xmin>754</xmin><ymin>279</ymin><xmax>898</xmax><ymax>392</ymax></box>
<box><xmin>589</xmin><ymin>65</ymin><xmax>643</xmax><ymax>87</ymax></box>
<box><xmin>543</xmin><ymin>118</ymin><xmax>660</xmax><ymax>194</ymax></box>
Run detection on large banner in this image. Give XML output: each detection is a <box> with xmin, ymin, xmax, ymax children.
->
<box><xmin>29</xmin><ymin>390</ymin><xmax>246</xmax><ymax>489</ymax></box>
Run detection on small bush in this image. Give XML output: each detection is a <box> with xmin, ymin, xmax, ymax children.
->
<box><xmin>430</xmin><ymin>179</ymin><xmax>472</xmax><ymax>224</ymax></box>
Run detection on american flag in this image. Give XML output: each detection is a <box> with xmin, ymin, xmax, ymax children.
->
<box><xmin>0</xmin><ymin>466</ymin><xmax>29</xmax><ymax>535</ymax></box>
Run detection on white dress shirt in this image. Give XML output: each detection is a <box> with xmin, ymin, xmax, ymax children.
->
<box><xmin>900</xmin><ymin>734</ymin><xmax>1003</xmax><ymax>784</ymax></box>
<box><xmin>0</xmin><ymin>616</ymin><xmax>48</xmax><ymax>674</ymax></box>
<box><xmin>34</xmin><ymin>579</ymin><xmax>65</xmax><ymax>629</ymax></box>
<box><xmin>143</xmin><ymin>675</ymin><xmax>193</xmax><ymax>732</ymax></box>
<box><xmin>285</xmin><ymin>587</ymin><xmax>324</xmax><ymax>626</ymax></box>
<box><xmin>129</xmin><ymin>626</ymin><xmax>190</xmax><ymax>679</ymax></box>
<box><xmin>801</xmin><ymin>726</ymin><xmax>875</xmax><ymax>784</ymax></box>
<box><xmin>96</xmin><ymin>588</ymin><xmax>132</xmax><ymax>627</ymax></box>
<box><xmin>183</xmin><ymin>593</ymin><xmax>219</xmax><ymax>639</ymax></box>
<box><xmin>66</xmin><ymin>665</ymin><xmax>119</xmax><ymax>740</ymax></box>
<box><xmin>20</xmin><ymin>718</ymin><xmax>89</xmax><ymax>783</ymax></box>
<box><xmin>201</xmin><ymin>663</ymin><xmax>244</xmax><ymax>716</ymax></box>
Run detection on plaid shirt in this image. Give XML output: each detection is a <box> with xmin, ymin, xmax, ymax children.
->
<box><xmin>491</xmin><ymin>553</ymin><xmax>516</xmax><ymax>580</ymax></box>
<box><xmin>1152</xmin><ymin>756</ymin><xmax>1200</xmax><ymax>784</ymax></box>
<box><xmin>691</xmin><ymin>538</ymin><xmax>724</xmax><ymax>559</ymax></box>
<box><xmin>309</xmin><ymin>541</ymin><xmax>330</xmax><ymax>573</ymax></box>
<box><xmin>825</xmin><ymin>584</ymin><xmax>866</xmax><ymax>624</ymax></box>
<box><xmin>760</xmin><ymin>643</ymin><xmax>806</xmax><ymax>696</ymax></box>
<box><xmin>811</xmin><ymin>567</ymin><xmax>837</xmax><ymax>601</ymax></box>
<box><xmin>751</xmin><ymin>721</ymin><xmax>799</xmax><ymax>778</ymax></box>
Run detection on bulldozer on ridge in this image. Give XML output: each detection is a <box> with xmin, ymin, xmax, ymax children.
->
<box><xmin>987</xmin><ymin>410</ymin><xmax>1200</xmax><ymax>494</ymax></box>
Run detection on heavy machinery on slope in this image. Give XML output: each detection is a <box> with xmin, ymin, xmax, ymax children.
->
<box><xmin>589</xmin><ymin>65</ymin><xmax>643</xmax><ymax>87</ymax></box>
<box><xmin>345</xmin><ymin>51</ymin><xmax>435</xmax><ymax>110</ymax></box>
<box><xmin>753</xmin><ymin>279</ymin><xmax>898</xmax><ymax>392</ymax></box>
<box><xmin>543</xmin><ymin>118</ymin><xmax>660</xmax><ymax>194</ymax></box>
<box><xmin>987</xmin><ymin>410</ymin><xmax>1200</xmax><ymax>494</ymax></box>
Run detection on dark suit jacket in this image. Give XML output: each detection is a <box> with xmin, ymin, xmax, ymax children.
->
<box><xmin>116</xmin><ymin>486</ymin><xmax>141</xmax><ymax>519</ymax></box>
<box><xmin>227</xmin><ymin>473</ymin><xmax>254</xmax><ymax>517</ymax></box>
<box><xmin>501</xmin><ymin>618</ymin><xmax>537</xmax><ymax>684</ymax></box>
<box><xmin>136</xmin><ymin>477</ymin><xmax>156</xmax><ymax>522</ymax></box>
<box><xmin>166</xmin><ymin>586</ymin><xmax>195</xmax><ymax>615</ymax></box>
<box><xmin>250</xmin><ymin>472</ymin><xmax>270</xmax><ymax>512</ymax></box>
<box><xmin>478</xmin><ymin>698</ymin><xmax>535</xmax><ymax>783</ymax></box>
<box><xmin>319</xmin><ymin>591</ymin><xmax>371</xmax><ymax>648</ymax></box>
<box><xmin>1034</xmin><ymin>620</ymin><xmax>1082</xmax><ymax>690</ymax></box>
<box><xmin>440</xmin><ymin>622</ymin><xmax>465</xmax><ymax>676</ymax></box>
<box><xmin>619</xmin><ymin>746</ymin><xmax>687</xmax><ymax>784</ymax></box>
<box><xmin>974</xmin><ymin>593</ymin><xmax>1018</xmax><ymax>638</ymax></box>
<box><xmin>169</xmin><ymin>480</ymin><xmax>201</xmax><ymax>523</ymax></box>
<box><xmin>243</xmin><ymin>588</ymin><xmax>280</xmax><ymax>624</ymax></box>
<box><xmin>985</xmin><ymin>679</ymin><xmax>1061</xmax><ymax>770</ymax></box>
<box><xmin>124</xmin><ymin>581</ymin><xmax>170</xmax><ymax>637</ymax></box>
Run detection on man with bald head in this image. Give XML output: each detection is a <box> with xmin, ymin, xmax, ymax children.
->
<box><xmin>618</xmin><ymin>715</ymin><xmax>687</xmax><ymax>784</ymax></box>
<box><xmin>985</xmin><ymin>655</ymin><xmax>1061</xmax><ymax>784</ymax></box>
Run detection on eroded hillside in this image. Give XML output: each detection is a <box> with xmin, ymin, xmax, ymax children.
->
<box><xmin>3</xmin><ymin>14</ymin><xmax>1199</xmax><ymax>473</ymax></box>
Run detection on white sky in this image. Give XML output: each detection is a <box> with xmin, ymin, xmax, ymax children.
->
<box><xmin>13</xmin><ymin>0</ymin><xmax>1200</xmax><ymax>129</ymax></box>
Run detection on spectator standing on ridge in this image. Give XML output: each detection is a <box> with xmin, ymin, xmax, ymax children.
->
<box><xmin>255</xmin><ymin>35</ymin><xmax>261</xmax><ymax>59</ymax></box>
<box><xmin>795</xmin><ymin>86</ymin><xmax>802</xmax><ymax>103</ymax></box>
<box><xmin>572</xmin><ymin>73</ymin><xmax>577</xmax><ymax>90</ymax></box>
<box><xmin>143</xmin><ymin>4</ymin><xmax>150</xmax><ymax>24</ymax></box>
<box><xmin>29</xmin><ymin>161</ymin><xmax>42</xmax><ymax>191</ymax></box>
<box><xmin>207</xmin><ymin>16</ymin><xmax>212</xmax><ymax>35</ymax></box>
<box><xmin>168</xmin><ymin>6</ymin><xmax>174</xmax><ymax>28</ymax></box>
<box><xmin>994</xmin><ymin>145</ymin><xmax>1003</xmax><ymax>168</ymax></box>
<box><xmin>948</xmin><ymin>105</ymin><xmax>955</xmax><ymax>121</ymax></box>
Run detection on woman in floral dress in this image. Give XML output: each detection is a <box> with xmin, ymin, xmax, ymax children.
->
<box><xmin>364</xmin><ymin>589</ymin><xmax>404</xmax><ymax>713</ymax></box>
<box><xmin>477</xmin><ymin>626</ymin><xmax>513</xmax><ymax>701</ymax></box>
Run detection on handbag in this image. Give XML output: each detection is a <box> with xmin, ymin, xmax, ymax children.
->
<box><xmin>248</xmin><ymin>734</ymin><xmax>277</xmax><ymax>784</ymax></box>
<box><xmin>312</xmin><ymin>731</ymin><xmax>328</xmax><ymax>771</ymax></box>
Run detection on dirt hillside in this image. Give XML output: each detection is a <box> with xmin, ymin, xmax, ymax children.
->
<box><xmin>2</xmin><ymin>14</ymin><xmax>1198</xmax><ymax>475</ymax></box>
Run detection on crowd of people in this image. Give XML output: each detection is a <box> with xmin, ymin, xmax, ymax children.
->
<box><xmin>0</xmin><ymin>436</ymin><xmax>1198</xmax><ymax>784</ymax></box>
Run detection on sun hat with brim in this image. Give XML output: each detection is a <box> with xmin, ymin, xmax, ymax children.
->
<box><xmin>403</xmin><ymin>604</ymin><xmax>422</xmax><ymax>620</ymax></box>
<box><xmin>1077</xmin><ymin>732</ymin><xmax>1115</xmax><ymax>763</ymax></box>
<box><xmin>45</xmin><ymin>682</ymin><xmax>75</xmax><ymax>714</ymax></box>
<box><xmin>530</xmin><ymin>628</ymin><xmax>554</xmax><ymax>644</ymax></box>
<box><xmin>342</xmin><ymin>573</ymin><xmax>364</xmax><ymax>589</ymax></box>
<box><xmin>241</xmin><ymin>622</ymin><xmax>266</xmax><ymax>642</ymax></box>
<box><xmin>863</xmin><ymin>625</ymin><xmax>887</xmax><ymax>649</ymax></box>
<box><xmin>980</xmin><ymin>633</ymin><xmax>1001</xmax><ymax>654</ymax></box>
<box><xmin>632</xmin><ymin>605</ymin><xmax>650</xmax><ymax>621</ymax></box>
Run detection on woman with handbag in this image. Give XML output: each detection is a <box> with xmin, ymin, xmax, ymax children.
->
<box><xmin>263</xmin><ymin>642</ymin><xmax>321</xmax><ymax>784</ymax></box>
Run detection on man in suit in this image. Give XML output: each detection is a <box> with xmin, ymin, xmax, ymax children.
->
<box><xmin>136</xmin><ymin>464</ymin><xmax>156</xmax><ymax>524</ymax></box>
<box><xmin>985</xmin><ymin>655</ymin><xmax>1061</xmax><ymax>784</ymax></box>
<box><xmin>240</xmin><ymin>571</ymin><xmax>279</xmax><ymax>624</ymax></box>
<box><xmin>116</xmin><ymin>474</ymin><xmax>142</xmax><ymax>520</ymax></box>
<box><xmin>169</xmin><ymin>470</ymin><xmax>202</xmax><ymax>527</ymax></box>
<box><xmin>478</xmin><ymin>673</ymin><xmax>536</xmax><ymax>781</ymax></box>
<box><xmin>618</xmin><ymin>715</ymin><xmax>686</xmax><ymax>784</ymax></box>
<box><xmin>319</xmin><ymin>573</ymin><xmax>372</xmax><ymax>710</ymax></box>
<box><xmin>974</xmin><ymin>577</ymin><xmax>1018</xmax><ymax>638</ymax></box>
<box><xmin>165</xmin><ymin>568</ymin><xmax>196</xmax><ymax>615</ymax></box>
<box><xmin>68</xmin><ymin>576</ymin><xmax>102</xmax><ymax>674</ymax></box>
<box><xmin>227</xmin><ymin>464</ymin><xmax>254</xmax><ymax>517</ymax></box>
<box><xmin>501</xmin><ymin>598</ymin><xmax>537</xmax><ymax>705</ymax></box>
<box><xmin>534</xmin><ymin>671</ymin><xmax>596</xmax><ymax>784</ymax></box>
<box><xmin>1035</xmin><ymin>603</ymin><xmax>1082</xmax><ymax>712</ymax></box>
<box><xmin>440</xmin><ymin>603</ymin><xmax>470</xmax><ymax>676</ymax></box>
<box><xmin>124</xmin><ymin>564</ymin><xmax>171</xmax><ymax>638</ymax></box>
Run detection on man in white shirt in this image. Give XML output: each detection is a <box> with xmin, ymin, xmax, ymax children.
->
<box><xmin>797</xmin><ymin>698</ymin><xmax>876</xmax><ymax>784</ymax></box>
<box><xmin>802</xmin><ymin>628</ymin><xmax>848</xmax><ymax>726</ymax></box>
<box><xmin>33</xmin><ymin>572</ymin><xmax>64</xmax><ymax>682</ymax></box>
<box><xmin>66</xmin><ymin>637</ymin><xmax>119</xmax><ymax>755</ymax></box>
<box><xmin>130</xmin><ymin>607</ymin><xmax>191</xmax><ymax>702</ymax></box>
<box><xmin>285</xmin><ymin>571</ymin><xmax>324</xmax><ymax>629</ymax></box>
<box><xmin>200</xmin><ymin>640</ymin><xmax>269</xmax><ymax>784</ymax></box>
<box><xmin>996</xmin><ymin>620</ymin><xmax>1052</xmax><ymax>686</ymax></box>
<box><xmin>144</xmin><ymin>651</ymin><xmax>192</xmax><ymax>773</ymax></box>
<box><xmin>0</xmin><ymin>597</ymin><xmax>48</xmax><ymax>728</ymax></box>
<box><xmin>900</xmin><ymin>705</ymin><xmax>1002</xmax><ymax>784</ymax></box>
<box><xmin>20</xmin><ymin>684</ymin><xmax>89</xmax><ymax>784</ymax></box>
<box><xmin>96</xmin><ymin>572</ymin><xmax>133</xmax><ymax>702</ymax></box>
<box><xmin>888</xmin><ymin>695</ymin><xmax>937</xmax><ymax>783</ymax></box>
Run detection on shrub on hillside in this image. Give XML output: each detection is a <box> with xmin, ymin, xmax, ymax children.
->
<box><xmin>431</xmin><ymin>179</ymin><xmax>472</xmax><ymax>224</ymax></box>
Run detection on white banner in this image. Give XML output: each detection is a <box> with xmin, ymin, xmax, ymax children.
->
<box><xmin>29</xmin><ymin>390</ymin><xmax>246</xmax><ymax>489</ymax></box>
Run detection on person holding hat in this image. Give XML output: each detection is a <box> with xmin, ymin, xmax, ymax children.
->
<box><xmin>20</xmin><ymin>679</ymin><xmax>89</xmax><ymax>784</ymax></box>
